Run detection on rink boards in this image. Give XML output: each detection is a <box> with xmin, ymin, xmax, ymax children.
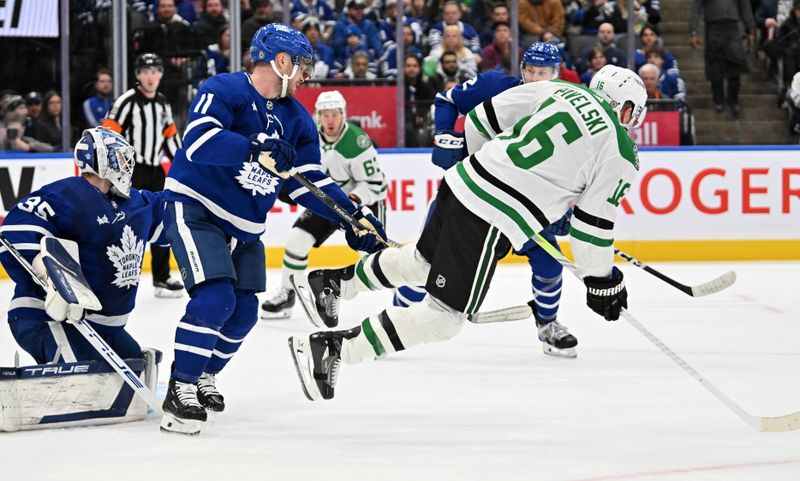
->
<box><xmin>0</xmin><ymin>146</ymin><xmax>798</xmax><ymax>273</ymax></box>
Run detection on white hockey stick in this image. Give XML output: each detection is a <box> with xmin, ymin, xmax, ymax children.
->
<box><xmin>0</xmin><ymin>235</ymin><xmax>163</xmax><ymax>414</ymax></box>
<box><xmin>500</xmin><ymin>232</ymin><xmax>800</xmax><ymax>432</ymax></box>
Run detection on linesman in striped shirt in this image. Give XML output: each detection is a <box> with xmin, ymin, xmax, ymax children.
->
<box><xmin>103</xmin><ymin>53</ymin><xmax>184</xmax><ymax>298</ymax></box>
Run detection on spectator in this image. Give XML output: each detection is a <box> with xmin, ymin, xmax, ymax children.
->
<box><xmin>429</xmin><ymin>51</ymin><xmax>469</xmax><ymax>92</ymax></box>
<box><xmin>481</xmin><ymin>21</ymin><xmax>521</xmax><ymax>73</ymax></box>
<box><xmin>2</xmin><ymin>106</ymin><xmax>54</xmax><ymax>153</ymax></box>
<box><xmin>785</xmin><ymin>70</ymin><xmax>800</xmax><ymax>136</ymax></box>
<box><xmin>582</xmin><ymin>0</ymin><xmax>625</xmax><ymax>34</ymax></box>
<box><xmin>425</xmin><ymin>25</ymin><xmax>479</xmax><ymax>79</ymax></box>
<box><xmin>34</xmin><ymin>91</ymin><xmax>62</xmax><ymax>150</ymax></box>
<box><xmin>242</xmin><ymin>0</ymin><xmax>281</xmax><ymax>49</ymax></box>
<box><xmin>303</xmin><ymin>18</ymin><xmax>337</xmax><ymax>79</ymax></box>
<box><xmin>580</xmin><ymin>47</ymin><xmax>608</xmax><ymax>85</ymax></box>
<box><xmin>646</xmin><ymin>47</ymin><xmax>687</xmax><ymax>100</ymax></box>
<box><xmin>541</xmin><ymin>31</ymin><xmax>576</xmax><ymax>70</ymax></box>
<box><xmin>404</xmin><ymin>55</ymin><xmax>435</xmax><ymax>147</ymax></box>
<box><xmin>479</xmin><ymin>3</ymin><xmax>510</xmax><ymax>48</ymax></box>
<box><xmin>406</xmin><ymin>0</ymin><xmax>433</xmax><ymax>36</ymax></box>
<box><xmin>519</xmin><ymin>0</ymin><xmax>565</xmax><ymax>47</ymax></box>
<box><xmin>634</xmin><ymin>24</ymin><xmax>680</xmax><ymax>76</ymax></box>
<box><xmin>152</xmin><ymin>0</ymin><xmax>198</xmax><ymax>24</ymax></box>
<box><xmin>617</xmin><ymin>0</ymin><xmax>649</xmax><ymax>34</ymax></box>
<box><xmin>641</xmin><ymin>0</ymin><xmax>661</xmax><ymax>25</ymax></box>
<box><xmin>690</xmin><ymin>0</ymin><xmax>755</xmax><ymax>118</ymax></box>
<box><xmin>763</xmin><ymin>0</ymin><xmax>800</xmax><ymax>84</ymax></box>
<box><xmin>82</xmin><ymin>69</ymin><xmax>113</xmax><ymax>128</ymax></box>
<box><xmin>24</xmin><ymin>91</ymin><xmax>43</xmax><ymax>136</ymax></box>
<box><xmin>428</xmin><ymin>0</ymin><xmax>481</xmax><ymax>56</ymax></box>
<box><xmin>291</xmin><ymin>0</ymin><xmax>336</xmax><ymax>35</ymax></box>
<box><xmin>340</xmin><ymin>50</ymin><xmax>379</xmax><ymax>80</ymax></box>
<box><xmin>639</xmin><ymin>63</ymin><xmax>663</xmax><ymax>99</ymax></box>
<box><xmin>578</xmin><ymin>22</ymin><xmax>627</xmax><ymax>72</ymax></box>
<box><xmin>380</xmin><ymin>23</ymin><xmax>424</xmax><ymax>78</ymax></box>
<box><xmin>206</xmin><ymin>25</ymin><xmax>231</xmax><ymax>75</ymax></box>
<box><xmin>332</xmin><ymin>0</ymin><xmax>384</xmax><ymax>61</ymax></box>
<box><xmin>332</xmin><ymin>24</ymin><xmax>377</xmax><ymax>74</ymax></box>
<box><xmin>194</xmin><ymin>0</ymin><xmax>229</xmax><ymax>48</ymax></box>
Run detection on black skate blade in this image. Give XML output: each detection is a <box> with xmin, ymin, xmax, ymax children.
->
<box><xmin>541</xmin><ymin>343</ymin><xmax>577</xmax><ymax>359</ymax></box>
<box><xmin>288</xmin><ymin>336</ymin><xmax>322</xmax><ymax>401</ymax></box>
<box><xmin>259</xmin><ymin>308</ymin><xmax>293</xmax><ymax>320</ymax></box>
<box><xmin>289</xmin><ymin>274</ymin><xmax>325</xmax><ymax>328</ymax></box>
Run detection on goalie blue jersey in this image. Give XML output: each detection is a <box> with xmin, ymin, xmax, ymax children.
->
<box><xmin>165</xmin><ymin>72</ymin><xmax>353</xmax><ymax>242</ymax></box>
<box><xmin>433</xmin><ymin>70</ymin><xmax>521</xmax><ymax>131</ymax></box>
<box><xmin>0</xmin><ymin>177</ymin><xmax>166</xmax><ymax>327</ymax></box>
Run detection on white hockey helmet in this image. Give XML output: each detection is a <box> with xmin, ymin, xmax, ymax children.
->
<box><xmin>314</xmin><ymin>90</ymin><xmax>347</xmax><ymax>121</ymax></box>
<box><xmin>589</xmin><ymin>65</ymin><xmax>648</xmax><ymax>130</ymax></box>
<box><xmin>74</xmin><ymin>127</ymin><xmax>136</xmax><ymax>198</ymax></box>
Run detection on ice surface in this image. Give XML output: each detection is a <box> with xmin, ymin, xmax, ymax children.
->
<box><xmin>1</xmin><ymin>261</ymin><xmax>798</xmax><ymax>481</ymax></box>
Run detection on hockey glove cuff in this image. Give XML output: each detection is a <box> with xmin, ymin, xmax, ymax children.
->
<box><xmin>584</xmin><ymin>266</ymin><xmax>627</xmax><ymax>321</ymax></box>
<box><xmin>432</xmin><ymin>130</ymin><xmax>466</xmax><ymax>171</ymax></box>
<box><xmin>342</xmin><ymin>207</ymin><xmax>387</xmax><ymax>254</ymax></box>
<box><xmin>249</xmin><ymin>133</ymin><xmax>297</xmax><ymax>178</ymax></box>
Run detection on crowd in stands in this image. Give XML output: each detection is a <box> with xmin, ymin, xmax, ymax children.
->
<box><xmin>758</xmin><ymin>0</ymin><xmax>800</xmax><ymax>139</ymax></box>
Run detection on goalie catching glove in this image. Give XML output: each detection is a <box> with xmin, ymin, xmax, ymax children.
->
<box><xmin>341</xmin><ymin>206</ymin><xmax>387</xmax><ymax>254</ymax></box>
<box><xmin>248</xmin><ymin>133</ymin><xmax>297</xmax><ymax>178</ymax></box>
<box><xmin>584</xmin><ymin>266</ymin><xmax>627</xmax><ymax>321</ymax></box>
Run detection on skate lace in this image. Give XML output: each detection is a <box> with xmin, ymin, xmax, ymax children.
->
<box><xmin>267</xmin><ymin>288</ymin><xmax>290</xmax><ymax>305</ymax></box>
<box><xmin>175</xmin><ymin>382</ymin><xmax>203</xmax><ymax>408</ymax></box>
<box><xmin>197</xmin><ymin>373</ymin><xmax>220</xmax><ymax>396</ymax></box>
<box><xmin>542</xmin><ymin>321</ymin><xmax>570</xmax><ymax>341</ymax></box>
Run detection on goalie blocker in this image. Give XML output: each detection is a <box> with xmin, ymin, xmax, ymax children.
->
<box><xmin>0</xmin><ymin>349</ymin><xmax>161</xmax><ymax>432</ymax></box>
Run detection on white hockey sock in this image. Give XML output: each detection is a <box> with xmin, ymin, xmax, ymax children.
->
<box><xmin>341</xmin><ymin>296</ymin><xmax>465</xmax><ymax>364</ymax></box>
<box><xmin>281</xmin><ymin>227</ymin><xmax>316</xmax><ymax>290</ymax></box>
<box><xmin>341</xmin><ymin>243</ymin><xmax>430</xmax><ymax>300</ymax></box>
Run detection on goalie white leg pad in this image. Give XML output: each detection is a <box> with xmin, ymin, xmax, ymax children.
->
<box><xmin>342</xmin><ymin>296</ymin><xmax>465</xmax><ymax>364</ymax></box>
<box><xmin>160</xmin><ymin>412</ymin><xmax>203</xmax><ymax>436</ymax></box>
<box><xmin>343</xmin><ymin>244</ymin><xmax>430</xmax><ymax>300</ymax></box>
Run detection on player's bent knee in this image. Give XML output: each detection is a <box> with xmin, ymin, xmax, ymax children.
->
<box><xmin>221</xmin><ymin>290</ymin><xmax>259</xmax><ymax>338</ymax></box>
<box><xmin>185</xmin><ymin>279</ymin><xmax>237</xmax><ymax>329</ymax></box>
<box><xmin>375</xmin><ymin>244</ymin><xmax>430</xmax><ymax>286</ymax></box>
<box><xmin>402</xmin><ymin>296</ymin><xmax>465</xmax><ymax>343</ymax></box>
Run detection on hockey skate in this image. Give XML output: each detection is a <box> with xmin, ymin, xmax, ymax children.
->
<box><xmin>537</xmin><ymin>320</ymin><xmax>578</xmax><ymax>358</ymax></box>
<box><xmin>154</xmin><ymin>276</ymin><xmax>184</xmax><ymax>298</ymax></box>
<box><xmin>160</xmin><ymin>379</ymin><xmax>207</xmax><ymax>436</ymax></box>
<box><xmin>260</xmin><ymin>288</ymin><xmax>295</xmax><ymax>319</ymax></box>
<box><xmin>196</xmin><ymin>372</ymin><xmax>225</xmax><ymax>412</ymax></box>
<box><xmin>290</xmin><ymin>266</ymin><xmax>353</xmax><ymax>328</ymax></box>
<box><xmin>288</xmin><ymin>331</ymin><xmax>343</xmax><ymax>401</ymax></box>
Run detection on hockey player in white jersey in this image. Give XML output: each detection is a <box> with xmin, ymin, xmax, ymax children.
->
<box><xmin>288</xmin><ymin>65</ymin><xmax>647</xmax><ymax>401</ymax></box>
<box><xmin>260</xmin><ymin>90</ymin><xmax>387</xmax><ymax>319</ymax></box>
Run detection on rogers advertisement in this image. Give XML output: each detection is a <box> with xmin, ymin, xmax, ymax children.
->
<box><xmin>295</xmin><ymin>85</ymin><xmax>398</xmax><ymax>147</ymax></box>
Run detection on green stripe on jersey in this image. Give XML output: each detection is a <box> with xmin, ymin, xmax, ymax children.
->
<box><xmin>468</xmin><ymin>109</ymin><xmax>492</xmax><ymax>139</ymax></box>
<box><xmin>362</xmin><ymin>318</ymin><xmax>385</xmax><ymax>356</ymax></box>
<box><xmin>569</xmin><ymin>226</ymin><xmax>614</xmax><ymax>247</ymax></box>
<box><xmin>455</xmin><ymin>162</ymin><xmax>535</xmax><ymax>238</ymax></box>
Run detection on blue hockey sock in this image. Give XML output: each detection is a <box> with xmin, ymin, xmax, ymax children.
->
<box><xmin>205</xmin><ymin>290</ymin><xmax>258</xmax><ymax>374</ymax></box>
<box><xmin>392</xmin><ymin>285</ymin><xmax>427</xmax><ymax>307</ymax></box>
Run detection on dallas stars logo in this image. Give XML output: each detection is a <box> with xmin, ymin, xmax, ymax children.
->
<box><xmin>106</xmin><ymin>225</ymin><xmax>144</xmax><ymax>289</ymax></box>
<box><xmin>236</xmin><ymin>162</ymin><xmax>280</xmax><ymax>196</ymax></box>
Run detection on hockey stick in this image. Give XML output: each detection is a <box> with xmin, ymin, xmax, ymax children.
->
<box><xmin>494</xmin><ymin>233</ymin><xmax>800</xmax><ymax>432</ymax></box>
<box><xmin>614</xmin><ymin>248</ymin><xmax>736</xmax><ymax>297</ymax></box>
<box><xmin>260</xmin><ymin>153</ymin><xmax>401</xmax><ymax>248</ymax></box>
<box><xmin>0</xmin><ymin>235</ymin><xmax>163</xmax><ymax>414</ymax></box>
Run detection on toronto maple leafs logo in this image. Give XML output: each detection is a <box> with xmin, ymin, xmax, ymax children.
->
<box><xmin>236</xmin><ymin>162</ymin><xmax>280</xmax><ymax>196</ymax></box>
<box><xmin>106</xmin><ymin>225</ymin><xmax>145</xmax><ymax>289</ymax></box>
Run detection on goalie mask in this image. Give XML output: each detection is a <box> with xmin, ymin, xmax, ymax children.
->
<box><xmin>589</xmin><ymin>65</ymin><xmax>648</xmax><ymax>130</ymax></box>
<box><xmin>74</xmin><ymin>127</ymin><xmax>136</xmax><ymax>198</ymax></box>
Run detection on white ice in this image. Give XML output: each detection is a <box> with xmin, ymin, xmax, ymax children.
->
<box><xmin>1</xmin><ymin>261</ymin><xmax>799</xmax><ymax>481</ymax></box>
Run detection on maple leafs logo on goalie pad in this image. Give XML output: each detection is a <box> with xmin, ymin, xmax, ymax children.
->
<box><xmin>106</xmin><ymin>225</ymin><xmax>145</xmax><ymax>289</ymax></box>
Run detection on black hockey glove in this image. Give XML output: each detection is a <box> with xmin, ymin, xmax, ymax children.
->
<box><xmin>544</xmin><ymin>208</ymin><xmax>573</xmax><ymax>236</ymax></box>
<box><xmin>584</xmin><ymin>266</ymin><xmax>627</xmax><ymax>321</ymax></box>
<box><xmin>431</xmin><ymin>130</ymin><xmax>466</xmax><ymax>170</ymax></box>
<box><xmin>342</xmin><ymin>207</ymin><xmax>387</xmax><ymax>254</ymax></box>
<box><xmin>248</xmin><ymin>133</ymin><xmax>297</xmax><ymax>176</ymax></box>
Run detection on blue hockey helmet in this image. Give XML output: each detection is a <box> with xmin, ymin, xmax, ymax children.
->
<box><xmin>74</xmin><ymin>127</ymin><xmax>136</xmax><ymax>198</ymax></box>
<box><xmin>250</xmin><ymin>23</ymin><xmax>314</xmax><ymax>96</ymax></box>
<box><xmin>521</xmin><ymin>42</ymin><xmax>560</xmax><ymax>82</ymax></box>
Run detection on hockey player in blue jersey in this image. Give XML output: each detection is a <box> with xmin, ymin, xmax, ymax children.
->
<box><xmin>0</xmin><ymin>127</ymin><xmax>164</xmax><ymax>367</ymax></box>
<box><xmin>159</xmin><ymin>23</ymin><xmax>386</xmax><ymax>436</ymax></box>
<box><xmin>393</xmin><ymin>42</ymin><xmax>579</xmax><ymax>358</ymax></box>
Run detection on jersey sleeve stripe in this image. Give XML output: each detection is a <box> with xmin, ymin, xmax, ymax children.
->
<box><xmin>9</xmin><ymin>297</ymin><xmax>45</xmax><ymax>310</ymax></box>
<box><xmin>572</xmin><ymin>206</ymin><xmax>614</xmax><ymax>230</ymax></box>
<box><xmin>470</xmin><ymin>155</ymin><xmax>550</xmax><ymax>229</ymax></box>
<box><xmin>185</xmin><ymin>127</ymin><xmax>222</xmax><ymax>161</ymax></box>
<box><xmin>293</xmin><ymin>163</ymin><xmax>322</xmax><ymax>174</ymax></box>
<box><xmin>183</xmin><ymin>116</ymin><xmax>222</xmax><ymax>140</ymax></box>
<box><xmin>0</xmin><ymin>224</ymin><xmax>55</xmax><ymax>238</ymax></box>
<box><xmin>0</xmin><ymin>242</ymin><xmax>41</xmax><ymax>253</ymax></box>
<box><xmin>482</xmin><ymin>99</ymin><xmax>502</xmax><ymax>136</ymax></box>
<box><xmin>569</xmin><ymin>226</ymin><xmax>614</xmax><ymax>248</ymax></box>
<box><xmin>166</xmin><ymin>179</ymin><xmax>266</xmax><ymax>235</ymax></box>
<box><xmin>468</xmin><ymin>109</ymin><xmax>492</xmax><ymax>139</ymax></box>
